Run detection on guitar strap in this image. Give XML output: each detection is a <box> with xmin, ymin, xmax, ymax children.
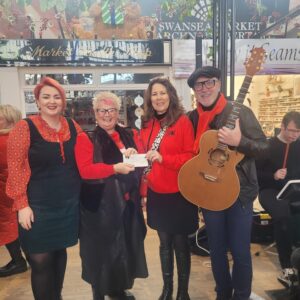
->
<box><xmin>143</xmin><ymin>125</ymin><xmax>168</xmax><ymax>175</ymax></box>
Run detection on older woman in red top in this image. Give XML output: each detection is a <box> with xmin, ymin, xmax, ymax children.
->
<box><xmin>0</xmin><ymin>105</ymin><xmax>27</xmax><ymax>277</ymax></box>
<box><xmin>6</xmin><ymin>77</ymin><xmax>82</xmax><ymax>300</ymax></box>
<box><xmin>140</xmin><ymin>77</ymin><xmax>198</xmax><ymax>300</ymax></box>
<box><xmin>75</xmin><ymin>91</ymin><xmax>148</xmax><ymax>300</ymax></box>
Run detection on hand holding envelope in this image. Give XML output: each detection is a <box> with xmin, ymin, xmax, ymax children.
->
<box><xmin>123</xmin><ymin>153</ymin><xmax>149</xmax><ymax>167</ymax></box>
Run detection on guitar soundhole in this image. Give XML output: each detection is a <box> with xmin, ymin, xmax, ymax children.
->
<box><xmin>208</xmin><ymin>148</ymin><xmax>228</xmax><ymax>167</ymax></box>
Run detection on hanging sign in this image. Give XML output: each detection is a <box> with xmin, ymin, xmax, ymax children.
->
<box><xmin>201</xmin><ymin>38</ymin><xmax>300</xmax><ymax>75</ymax></box>
<box><xmin>0</xmin><ymin>39</ymin><xmax>171</xmax><ymax>66</ymax></box>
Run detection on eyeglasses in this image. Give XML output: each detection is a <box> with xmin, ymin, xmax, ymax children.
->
<box><xmin>285</xmin><ymin>127</ymin><xmax>300</xmax><ymax>134</ymax></box>
<box><xmin>96</xmin><ymin>108</ymin><xmax>117</xmax><ymax>115</ymax></box>
<box><xmin>194</xmin><ymin>79</ymin><xmax>218</xmax><ymax>90</ymax></box>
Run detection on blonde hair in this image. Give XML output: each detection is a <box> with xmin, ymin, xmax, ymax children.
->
<box><xmin>0</xmin><ymin>104</ymin><xmax>22</xmax><ymax>134</ymax></box>
<box><xmin>93</xmin><ymin>91</ymin><xmax>121</xmax><ymax>111</ymax></box>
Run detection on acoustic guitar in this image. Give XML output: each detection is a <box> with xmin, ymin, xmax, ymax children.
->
<box><xmin>178</xmin><ymin>47</ymin><xmax>265</xmax><ymax>211</ymax></box>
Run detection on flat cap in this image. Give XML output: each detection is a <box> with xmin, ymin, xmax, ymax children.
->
<box><xmin>187</xmin><ymin>66</ymin><xmax>221</xmax><ymax>88</ymax></box>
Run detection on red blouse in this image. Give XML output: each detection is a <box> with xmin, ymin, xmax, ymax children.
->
<box><xmin>75</xmin><ymin>132</ymin><xmax>115</xmax><ymax>179</ymax></box>
<box><xmin>6</xmin><ymin>115</ymin><xmax>82</xmax><ymax>211</ymax></box>
<box><xmin>0</xmin><ymin>134</ymin><xmax>18</xmax><ymax>245</ymax></box>
<box><xmin>75</xmin><ymin>128</ymin><xmax>143</xmax><ymax>180</ymax></box>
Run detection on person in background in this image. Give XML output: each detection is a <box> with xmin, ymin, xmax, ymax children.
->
<box><xmin>256</xmin><ymin>111</ymin><xmax>300</xmax><ymax>288</ymax></box>
<box><xmin>187</xmin><ymin>66</ymin><xmax>268</xmax><ymax>300</ymax></box>
<box><xmin>75</xmin><ymin>91</ymin><xmax>148</xmax><ymax>300</ymax></box>
<box><xmin>140</xmin><ymin>77</ymin><xmax>198</xmax><ymax>300</ymax></box>
<box><xmin>6</xmin><ymin>77</ymin><xmax>82</xmax><ymax>300</ymax></box>
<box><xmin>0</xmin><ymin>104</ymin><xmax>27</xmax><ymax>277</ymax></box>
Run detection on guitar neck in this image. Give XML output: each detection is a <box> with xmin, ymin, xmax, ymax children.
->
<box><xmin>224</xmin><ymin>103</ymin><xmax>242</xmax><ymax>131</ymax></box>
<box><xmin>218</xmin><ymin>74</ymin><xmax>253</xmax><ymax>147</ymax></box>
<box><xmin>236</xmin><ymin>75</ymin><xmax>253</xmax><ymax>104</ymax></box>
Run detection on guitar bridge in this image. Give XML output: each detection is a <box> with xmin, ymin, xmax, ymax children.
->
<box><xmin>199</xmin><ymin>172</ymin><xmax>218</xmax><ymax>182</ymax></box>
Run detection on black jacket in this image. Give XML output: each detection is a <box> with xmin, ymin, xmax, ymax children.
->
<box><xmin>188</xmin><ymin>100</ymin><xmax>268</xmax><ymax>206</ymax></box>
<box><xmin>256</xmin><ymin>137</ymin><xmax>300</xmax><ymax>191</ymax></box>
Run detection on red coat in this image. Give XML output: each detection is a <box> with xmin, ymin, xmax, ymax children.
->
<box><xmin>140</xmin><ymin>115</ymin><xmax>194</xmax><ymax>194</ymax></box>
<box><xmin>0</xmin><ymin>134</ymin><xmax>18</xmax><ymax>246</ymax></box>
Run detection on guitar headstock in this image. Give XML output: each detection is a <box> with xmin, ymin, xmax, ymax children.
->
<box><xmin>244</xmin><ymin>47</ymin><xmax>266</xmax><ymax>76</ymax></box>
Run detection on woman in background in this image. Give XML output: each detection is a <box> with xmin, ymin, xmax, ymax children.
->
<box><xmin>140</xmin><ymin>77</ymin><xmax>198</xmax><ymax>300</ymax></box>
<box><xmin>0</xmin><ymin>104</ymin><xmax>27</xmax><ymax>277</ymax></box>
<box><xmin>75</xmin><ymin>91</ymin><xmax>148</xmax><ymax>300</ymax></box>
<box><xmin>6</xmin><ymin>77</ymin><xmax>82</xmax><ymax>300</ymax></box>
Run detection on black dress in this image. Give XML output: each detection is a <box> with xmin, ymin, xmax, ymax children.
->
<box><xmin>18</xmin><ymin>118</ymin><xmax>81</xmax><ymax>254</ymax></box>
<box><xmin>79</xmin><ymin>125</ymin><xmax>148</xmax><ymax>295</ymax></box>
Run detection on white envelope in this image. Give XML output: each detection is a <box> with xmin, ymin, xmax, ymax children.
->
<box><xmin>123</xmin><ymin>154</ymin><xmax>149</xmax><ymax>167</ymax></box>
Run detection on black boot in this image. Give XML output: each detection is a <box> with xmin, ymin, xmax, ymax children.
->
<box><xmin>92</xmin><ymin>286</ymin><xmax>104</xmax><ymax>300</ymax></box>
<box><xmin>175</xmin><ymin>249</ymin><xmax>191</xmax><ymax>300</ymax></box>
<box><xmin>158</xmin><ymin>246</ymin><xmax>174</xmax><ymax>300</ymax></box>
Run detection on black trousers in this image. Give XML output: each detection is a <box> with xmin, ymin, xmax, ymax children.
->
<box><xmin>259</xmin><ymin>188</ymin><xmax>294</xmax><ymax>269</ymax></box>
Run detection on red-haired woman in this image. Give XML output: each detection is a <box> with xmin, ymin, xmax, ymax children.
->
<box><xmin>6</xmin><ymin>77</ymin><xmax>82</xmax><ymax>300</ymax></box>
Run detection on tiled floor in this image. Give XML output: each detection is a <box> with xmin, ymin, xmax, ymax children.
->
<box><xmin>0</xmin><ymin>225</ymin><xmax>294</xmax><ymax>300</ymax></box>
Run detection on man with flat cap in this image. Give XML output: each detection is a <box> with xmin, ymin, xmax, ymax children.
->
<box><xmin>187</xmin><ymin>66</ymin><xmax>268</xmax><ymax>300</ymax></box>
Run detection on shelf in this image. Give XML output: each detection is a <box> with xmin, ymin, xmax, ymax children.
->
<box><xmin>258</xmin><ymin>96</ymin><xmax>300</xmax><ymax>137</ymax></box>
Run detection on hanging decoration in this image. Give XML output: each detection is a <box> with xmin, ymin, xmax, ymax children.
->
<box><xmin>102</xmin><ymin>0</ymin><xmax>125</xmax><ymax>26</ymax></box>
<box><xmin>134</xmin><ymin>94</ymin><xmax>144</xmax><ymax>129</ymax></box>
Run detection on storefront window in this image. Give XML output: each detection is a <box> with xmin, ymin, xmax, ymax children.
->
<box><xmin>100</xmin><ymin>73</ymin><xmax>163</xmax><ymax>84</ymax></box>
<box><xmin>24</xmin><ymin>91</ymin><xmax>38</xmax><ymax>114</ymax></box>
<box><xmin>24</xmin><ymin>73</ymin><xmax>93</xmax><ymax>85</ymax></box>
<box><xmin>24</xmin><ymin>89</ymin><xmax>145</xmax><ymax>131</ymax></box>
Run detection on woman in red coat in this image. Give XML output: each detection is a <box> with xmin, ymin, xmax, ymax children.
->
<box><xmin>140</xmin><ymin>77</ymin><xmax>198</xmax><ymax>300</ymax></box>
<box><xmin>0</xmin><ymin>104</ymin><xmax>27</xmax><ymax>277</ymax></box>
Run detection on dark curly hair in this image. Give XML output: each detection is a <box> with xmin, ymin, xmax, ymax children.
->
<box><xmin>141</xmin><ymin>77</ymin><xmax>184</xmax><ymax>128</ymax></box>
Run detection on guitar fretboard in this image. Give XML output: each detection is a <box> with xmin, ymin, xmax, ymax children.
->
<box><xmin>236</xmin><ymin>75</ymin><xmax>253</xmax><ymax>104</ymax></box>
<box><xmin>225</xmin><ymin>73</ymin><xmax>254</xmax><ymax>130</ymax></box>
<box><xmin>225</xmin><ymin>104</ymin><xmax>242</xmax><ymax>130</ymax></box>
<box><xmin>217</xmin><ymin>103</ymin><xmax>242</xmax><ymax>150</ymax></box>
